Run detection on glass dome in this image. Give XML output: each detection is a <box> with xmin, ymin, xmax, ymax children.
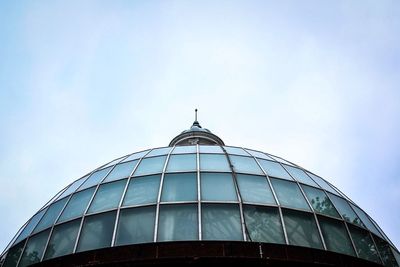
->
<box><xmin>1</xmin><ymin>123</ymin><xmax>399</xmax><ymax>267</ymax></box>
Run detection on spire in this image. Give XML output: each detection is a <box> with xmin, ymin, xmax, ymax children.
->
<box><xmin>192</xmin><ymin>108</ymin><xmax>201</xmax><ymax>127</ymax></box>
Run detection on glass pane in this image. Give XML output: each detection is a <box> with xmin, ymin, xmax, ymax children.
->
<box><xmin>34</xmin><ymin>198</ymin><xmax>68</xmax><ymax>234</ymax></box>
<box><xmin>199</xmin><ymin>145</ymin><xmax>223</xmax><ymax>153</ymax></box>
<box><xmin>229</xmin><ymin>155</ymin><xmax>263</xmax><ymax>175</ymax></box>
<box><xmin>271</xmin><ymin>179</ymin><xmax>310</xmax><ymax>210</ymax></box>
<box><xmin>76</xmin><ymin>211</ymin><xmax>116</xmax><ymax>252</ymax></box>
<box><xmin>3</xmin><ymin>241</ymin><xmax>25</xmax><ymax>267</ymax></box>
<box><xmin>391</xmin><ymin>248</ymin><xmax>400</xmax><ymax>267</ymax></box>
<box><xmin>350</xmin><ymin>204</ymin><xmax>383</xmax><ymax>238</ymax></box>
<box><xmin>57</xmin><ymin>176</ymin><xmax>88</xmax><ymax>200</ymax></box>
<box><xmin>224</xmin><ymin>146</ymin><xmax>249</xmax><ymax>156</ymax></box>
<box><xmin>121</xmin><ymin>150</ymin><xmax>150</xmax><ymax>163</ymax></box>
<box><xmin>202</xmin><ymin>204</ymin><xmax>243</xmax><ymax>241</ymax></box>
<box><xmin>374</xmin><ymin>236</ymin><xmax>398</xmax><ymax>267</ymax></box>
<box><xmin>284</xmin><ymin>165</ymin><xmax>318</xmax><ymax>186</ymax></box>
<box><xmin>103</xmin><ymin>160</ymin><xmax>138</xmax><ymax>183</ymax></box>
<box><xmin>306</xmin><ymin>172</ymin><xmax>338</xmax><ymax>194</ymax></box>
<box><xmin>100</xmin><ymin>156</ymin><xmax>126</xmax><ymax>169</ymax></box>
<box><xmin>201</xmin><ymin>173</ymin><xmax>237</xmax><ymax>201</ymax></box>
<box><xmin>172</xmin><ymin>146</ymin><xmax>196</xmax><ymax>154</ymax></box>
<box><xmin>58</xmin><ymin>187</ymin><xmax>96</xmax><ymax>223</ymax></box>
<box><xmin>88</xmin><ymin>180</ymin><xmax>126</xmax><ymax>214</ymax></box>
<box><xmin>166</xmin><ymin>154</ymin><xmax>196</xmax><ymax>172</ymax></box>
<box><xmin>282</xmin><ymin>209</ymin><xmax>323</xmax><ymax>249</ymax></box>
<box><xmin>158</xmin><ymin>204</ymin><xmax>198</xmax><ymax>241</ymax></box>
<box><xmin>318</xmin><ymin>216</ymin><xmax>355</xmax><ymax>256</ymax></box>
<box><xmin>161</xmin><ymin>173</ymin><xmax>197</xmax><ymax>202</ymax></box>
<box><xmin>14</xmin><ymin>209</ymin><xmax>46</xmax><ymax>245</ymax></box>
<box><xmin>244</xmin><ymin>149</ymin><xmax>272</xmax><ymax>160</ymax></box>
<box><xmin>302</xmin><ymin>185</ymin><xmax>340</xmax><ymax>218</ymax></box>
<box><xmin>18</xmin><ymin>230</ymin><xmax>49</xmax><ymax>267</ymax></box>
<box><xmin>123</xmin><ymin>175</ymin><xmax>161</xmax><ymax>206</ymax></box>
<box><xmin>145</xmin><ymin>147</ymin><xmax>171</xmax><ymax>157</ymax></box>
<box><xmin>258</xmin><ymin>159</ymin><xmax>292</xmax><ymax>180</ymax></box>
<box><xmin>133</xmin><ymin>156</ymin><xmax>166</xmax><ymax>176</ymax></box>
<box><xmin>200</xmin><ymin>154</ymin><xmax>231</xmax><ymax>172</ymax></box>
<box><xmin>116</xmin><ymin>206</ymin><xmax>156</xmax><ymax>245</ymax></box>
<box><xmin>267</xmin><ymin>155</ymin><xmax>295</xmax><ymax>166</ymax></box>
<box><xmin>43</xmin><ymin>219</ymin><xmax>80</xmax><ymax>260</ymax></box>
<box><xmin>328</xmin><ymin>193</ymin><xmax>364</xmax><ymax>227</ymax></box>
<box><xmin>243</xmin><ymin>205</ymin><xmax>284</xmax><ymax>244</ymax></box>
<box><xmin>236</xmin><ymin>174</ymin><xmax>275</xmax><ymax>205</ymax></box>
<box><xmin>349</xmin><ymin>225</ymin><xmax>381</xmax><ymax>263</ymax></box>
<box><xmin>79</xmin><ymin>167</ymin><xmax>112</xmax><ymax>191</ymax></box>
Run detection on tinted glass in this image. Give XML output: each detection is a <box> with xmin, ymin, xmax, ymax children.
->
<box><xmin>282</xmin><ymin>209</ymin><xmax>323</xmax><ymax>249</ymax></box>
<box><xmin>258</xmin><ymin>159</ymin><xmax>292</xmax><ymax>180</ymax></box>
<box><xmin>123</xmin><ymin>175</ymin><xmax>161</xmax><ymax>206</ymax></box>
<box><xmin>133</xmin><ymin>156</ymin><xmax>166</xmax><ymax>176</ymax></box>
<box><xmin>58</xmin><ymin>187</ymin><xmax>95</xmax><ymax>222</ymax></box>
<box><xmin>14</xmin><ymin>209</ymin><xmax>46</xmax><ymax>244</ymax></box>
<box><xmin>284</xmin><ymin>165</ymin><xmax>318</xmax><ymax>186</ymax></box>
<box><xmin>328</xmin><ymin>193</ymin><xmax>364</xmax><ymax>227</ymax></box>
<box><xmin>116</xmin><ymin>206</ymin><xmax>156</xmax><ymax>245</ymax></box>
<box><xmin>18</xmin><ymin>230</ymin><xmax>50</xmax><ymax>267</ymax></box>
<box><xmin>224</xmin><ymin>146</ymin><xmax>249</xmax><ymax>156</ymax></box>
<box><xmin>103</xmin><ymin>160</ymin><xmax>138</xmax><ymax>183</ymax></box>
<box><xmin>306</xmin><ymin>172</ymin><xmax>338</xmax><ymax>194</ymax></box>
<box><xmin>79</xmin><ymin>167</ymin><xmax>112</xmax><ymax>191</ymax></box>
<box><xmin>161</xmin><ymin>173</ymin><xmax>197</xmax><ymax>202</ymax></box>
<box><xmin>121</xmin><ymin>150</ymin><xmax>150</xmax><ymax>162</ymax></box>
<box><xmin>267</xmin><ymin>155</ymin><xmax>295</xmax><ymax>166</ymax></box>
<box><xmin>57</xmin><ymin>176</ymin><xmax>88</xmax><ymax>200</ymax></box>
<box><xmin>202</xmin><ymin>204</ymin><xmax>243</xmax><ymax>241</ymax></box>
<box><xmin>158</xmin><ymin>204</ymin><xmax>198</xmax><ymax>241</ymax></box>
<box><xmin>199</xmin><ymin>154</ymin><xmax>231</xmax><ymax>172</ymax></box>
<box><xmin>172</xmin><ymin>145</ymin><xmax>196</xmax><ymax>154</ymax></box>
<box><xmin>145</xmin><ymin>147</ymin><xmax>171</xmax><ymax>157</ymax></box>
<box><xmin>374</xmin><ymin>236</ymin><xmax>398</xmax><ymax>267</ymax></box>
<box><xmin>245</xmin><ymin>149</ymin><xmax>272</xmax><ymax>160</ymax></box>
<box><xmin>318</xmin><ymin>216</ymin><xmax>355</xmax><ymax>256</ymax></box>
<box><xmin>236</xmin><ymin>174</ymin><xmax>275</xmax><ymax>205</ymax></box>
<box><xmin>201</xmin><ymin>173</ymin><xmax>237</xmax><ymax>201</ymax></box>
<box><xmin>229</xmin><ymin>155</ymin><xmax>263</xmax><ymax>175</ymax></box>
<box><xmin>271</xmin><ymin>179</ymin><xmax>310</xmax><ymax>210</ymax></box>
<box><xmin>350</xmin><ymin>204</ymin><xmax>383</xmax><ymax>238</ymax></box>
<box><xmin>243</xmin><ymin>205</ymin><xmax>284</xmax><ymax>244</ymax></box>
<box><xmin>76</xmin><ymin>211</ymin><xmax>116</xmax><ymax>252</ymax></box>
<box><xmin>34</xmin><ymin>198</ymin><xmax>68</xmax><ymax>233</ymax></box>
<box><xmin>166</xmin><ymin>154</ymin><xmax>196</xmax><ymax>172</ymax></box>
<box><xmin>302</xmin><ymin>185</ymin><xmax>339</xmax><ymax>218</ymax></box>
<box><xmin>349</xmin><ymin>225</ymin><xmax>381</xmax><ymax>263</ymax></box>
<box><xmin>43</xmin><ymin>219</ymin><xmax>80</xmax><ymax>260</ymax></box>
<box><xmin>3</xmin><ymin>241</ymin><xmax>25</xmax><ymax>267</ymax></box>
<box><xmin>88</xmin><ymin>179</ymin><xmax>126</xmax><ymax>213</ymax></box>
<box><xmin>199</xmin><ymin>145</ymin><xmax>223</xmax><ymax>153</ymax></box>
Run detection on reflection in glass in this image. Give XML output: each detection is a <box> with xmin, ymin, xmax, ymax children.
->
<box><xmin>243</xmin><ymin>205</ymin><xmax>284</xmax><ymax>244</ymax></box>
<box><xmin>349</xmin><ymin>225</ymin><xmax>381</xmax><ymax>263</ymax></box>
<box><xmin>57</xmin><ymin>176</ymin><xmax>88</xmax><ymax>200</ymax></box>
<box><xmin>172</xmin><ymin>145</ymin><xmax>196</xmax><ymax>154</ymax></box>
<box><xmin>245</xmin><ymin>149</ymin><xmax>272</xmax><ymax>160</ymax></box>
<box><xmin>123</xmin><ymin>175</ymin><xmax>161</xmax><ymax>206</ymax></box>
<box><xmin>202</xmin><ymin>204</ymin><xmax>243</xmax><ymax>241</ymax></box>
<box><xmin>88</xmin><ymin>180</ymin><xmax>126</xmax><ymax>213</ymax></box>
<box><xmin>302</xmin><ymin>185</ymin><xmax>339</xmax><ymax>218</ymax></box>
<box><xmin>258</xmin><ymin>159</ymin><xmax>292</xmax><ymax>180</ymax></box>
<box><xmin>3</xmin><ymin>241</ymin><xmax>25</xmax><ymax>267</ymax></box>
<box><xmin>306</xmin><ymin>172</ymin><xmax>338</xmax><ymax>194</ymax></box>
<box><xmin>318</xmin><ymin>216</ymin><xmax>355</xmax><ymax>256</ymax></box>
<box><xmin>18</xmin><ymin>230</ymin><xmax>50</xmax><ymax>267</ymax></box>
<box><xmin>166</xmin><ymin>154</ymin><xmax>196</xmax><ymax>172</ymax></box>
<box><xmin>34</xmin><ymin>198</ymin><xmax>68</xmax><ymax>234</ymax></box>
<box><xmin>145</xmin><ymin>147</ymin><xmax>171</xmax><ymax>157</ymax></box>
<box><xmin>133</xmin><ymin>156</ymin><xmax>166</xmax><ymax>176</ymax></box>
<box><xmin>158</xmin><ymin>204</ymin><xmax>198</xmax><ymax>241</ymax></box>
<box><xmin>284</xmin><ymin>165</ymin><xmax>318</xmax><ymax>186</ymax></box>
<box><xmin>328</xmin><ymin>193</ymin><xmax>364</xmax><ymax>227</ymax></box>
<box><xmin>373</xmin><ymin>236</ymin><xmax>398</xmax><ymax>267</ymax></box>
<box><xmin>224</xmin><ymin>147</ymin><xmax>249</xmax><ymax>156</ymax></box>
<box><xmin>14</xmin><ymin>209</ymin><xmax>46</xmax><ymax>244</ymax></box>
<box><xmin>282</xmin><ymin>209</ymin><xmax>322</xmax><ymax>249</ymax></box>
<box><xmin>350</xmin><ymin>204</ymin><xmax>383</xmax><ymax>238</ymax></box>
<box><xmin>161</xmin><ymin>173</ymin><xmax>197</xmax><ymax>202</ymax></box>
<box><xmin>229</xmin><ymin>155</ymin><xmax>263</xmax><ymax>175</ymax></box>
<box><xmin>44</xmin><ymin>219</ymin><xmax>81</xmax><ymax>260</ymax></box>
<box><xmin>200</xmin><ymin>154</ymin><xmax>230</xmax><ymax>172</ymax></box>
<box><xmin>236</xmin><ymin>174</ymin><xmax>275</xmax><ymax>205</ymax></box>
<box><xmin>116</xmin><ymin>206</ymin><xmax>156</xmax><ymax>245</ymax></box>
<box><xmin>199</xmin><ymin>145</ymin><xmax>223</xmax><ymax>153</ymax></box>
<box><xmin>270</xmin><ymin>179</ymin><xmax>310</xmax><ymax>210</ymax></box>
<box><xmin>79</xmin><ymin>167</ymin><xmax>112</xmax><ymax>191</ymax></box>
<box><xmin>58</xmin><ymin>187</ymin><xmax>95</xmax><ymax>222</ymax></box>
<box><xmin>103</xmin><ymin>160</ymin><xmax>138</xmax><ymax>183</ymax></box>
<box><xmin>201</xmin><ymin>173</ymin><xmax>237</xmax><ymax>201</ymax></box>
<box><xmin>121</xmin><ymin>150</ymin><xmax>150</xmax><ymax>163</ymax></box>
<box><xmin>77</xmin><ymin>211</ymin><xmax>116</xmax><ymax>252</ymax></box>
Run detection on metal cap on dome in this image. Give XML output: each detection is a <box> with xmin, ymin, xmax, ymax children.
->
<box><xmin>169</xmin><ymin>109</ymin><xmax>225</xmax><ymax>146</ymax></box>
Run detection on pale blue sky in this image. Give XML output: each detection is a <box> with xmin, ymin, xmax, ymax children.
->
<box><xmin>1</xmin><ymin>0</ymin><xmax>399</xmax><ymax>252</ymax></box>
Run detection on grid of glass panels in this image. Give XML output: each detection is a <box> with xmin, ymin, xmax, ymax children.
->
<box><xmin>2</xmin><ymin>145</ymin><xmax>398</xmax><ymax>267</ymax></box>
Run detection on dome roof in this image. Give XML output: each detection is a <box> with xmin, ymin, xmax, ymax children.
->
<box><xmin>1</xmin><ymin>123</ymin><xmax>399</xmax><ymax>267</ymax></box>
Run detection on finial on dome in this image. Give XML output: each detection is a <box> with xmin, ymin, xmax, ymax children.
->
<box><xmin>195</xmin><ymin>108</ymin><xmax>198</xmax><ymax>121</ymax></box>
<box><xmin>192</xmin><ymin>108</ymin><xmax>201</xmax><ymax>127</ymax></box>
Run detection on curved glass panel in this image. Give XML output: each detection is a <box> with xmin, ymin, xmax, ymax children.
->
<box><xmin>18</xmin><ymin>230</ymin><xmax>50</xmax><ymax>267</ymax></box>
<box><xmin>302</xmin><ymin>185</ymin><xmax>340</xmax><ymax>218</ymax></box>
<box><xmin>133</xmin><ymin>156</ymin><xmax>166</xmax><ymax>176</ymax></box>
<box><xmin>3</xmin><ymin>241</ymin><xmax>25</xmax><ymax>267</ymax></box>
<box><xmin>373</xmin><ymin>236</ymin><xmax>398</xmax><ymax>267</ymax></box>
<box><xmin>199</xmin><ymin>145</ymin><xmax>223</xmax><ymax>154</ymax></box>
<box><xmin>172</xmin><ymin>145</ymin><xmax>196</xmax><ymax>154</ymax></box>
<box><xmin>258</xmin><ymin>159</ymin><xmax>292</xmax><ymax>180</ymax></box>
<box><xmin>166</xmin><ymin>154</ymin><xmax>196</xmax><ymax>172</ymax></box>
<box><xmin>229</xmin><ymin>155</ymin><xmax>263</xmax><ymax>175</ymax></box>
<box><xmin>348</xmin><ymin>225</ymin><xmax>381</xmax><ymax>263</ymax></box>
<box><xmin>33</xmin><ymin>198</ymin><xmax>68</xmax><ymax>234</ymax></box>
<box><xmin>157</xmin><ymin>204</ymin><xmax>198</xmax><ymax>241</ymax></box>
<box><xmin>199</xmin><ymin>154</ymin><xmax>230</xmax><ymax>172</ymax></box>
<box><xmin>161</xmin><ymin>173</ymin><xmax>197</xmax><ymax>202</ymax></box>
<box><xmin>245</xmin><ymin>149</ymin><xmax>272</xmax><ymax>160</ymax></box>
<box><xmin>306</xmin><ymin>172</ymin><xmax>338</xmax><ymax>195</ymax></box>
<box><xmin>57</xmin><ymin>176</ymin><xmax>88</xmax><ymax>200</ymax></box>
<box><xmin>236</xmin><ymin>174</ymin><xmax>275</xmax><ymax>205</ymax></box>
<box><xmin>79</xmin><ymin>167</ymin><xmax>112</xmax><ymax>191</ymax></box>
<box><xmin>224</xmin><ymin>147</ymin><xmax>249</xmax><ymax>156</ymax></box>
<box><xmin>328</xmin><ymin>193</ymin><xmax>364</xmax><ymax>227</ymax></box>
<box><xmin>350</xmin><ymin>204</ymin><xmax>383</xmax><ymax>238</ymax></box>
<box><xmin>87</xmin><ymin>180</ymin><xmax>126</xmax><ymax>214</ymax></box>
<box><xmin>243</xmin><ymin>205</ymin><xmax>284</xmax><ymax>244</ymax></box>
<box><xmin>121</xmin><ymin>150</ymin><xmax>150</xmax><ymax>163</ymax></box>
<box><xmin>201</xmin><ymin>173</ymin><xmax>237</xmax><ymax>201</ymax></box>
<box><xmin>103</xmin><ymin>160</ymin><xmax>138</xmax><ymax>183</ymax></box>
<box><xmin>14</xmin><ymin>209</ymin><xmax>46</xmax><ymax>245</ymax></box>
<box><xmin>145</xmin><ymin>147</ymin><xmax>171</xmax><ymax>157</ymax></box>
<box><xmin>123</xmin><ymin>175</ymin><xmax>161</xmax><ymax>206</ymax></box>
<box><xmin>270</xmin><ymin>179</ymin><xmax>310</xmax><ymax>211</ymax></box>
<box><xmin>58</xmin><ymin>187</ymin><xmax>95</xmax><ymax>223</ymax></box>
<box><xmin>116</xmin><ymin>206</ymin><xmax>156</xmax><ymax>245</ymax></box>
<box><xmin>284</xmin><ymin>165</ymin><xmax>318</xmax><ymax>186</ymax></box>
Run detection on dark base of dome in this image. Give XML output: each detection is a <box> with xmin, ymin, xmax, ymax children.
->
<box><xmin>31</xmin><ymin>241</ymin><xmax>382</xmax><ymax>267</ymax></box>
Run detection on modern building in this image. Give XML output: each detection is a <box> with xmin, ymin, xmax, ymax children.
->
<box><xmin>1</xmin><ymin>118</ymin><xmax>399</xmax><ymax>267</ymax></box>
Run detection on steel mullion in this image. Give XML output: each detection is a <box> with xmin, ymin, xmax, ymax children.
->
<box><xmin>14</xmin><ymin>239</ymin><xmax>28</xmax><ymax>267</ymax></box>
<box><xmin>196</xmin><ymin>144</ymin><xmax>201</xmax><ymax>240</ymax></box>
<box><xmin>369</xmin><ymin>231</ymin><xmax>385</xmax><ymax>265</ymax></box>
